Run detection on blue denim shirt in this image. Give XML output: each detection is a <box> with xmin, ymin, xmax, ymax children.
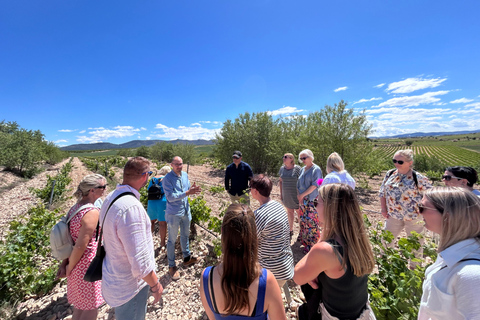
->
<box><xmin>163</xmin><ymin>171</ymin><xmax>191</xmax><ymax>218</ymax></box>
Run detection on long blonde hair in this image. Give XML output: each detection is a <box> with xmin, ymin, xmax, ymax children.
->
<box><xmin>326</xmin><ymin>152</ymin><xmax>345</xmax><ymax>174</ymax></box>
<box><xmin>319</xmin><ymin>184</ymin><xmax>375</xmax><ymax>276</ymax></box>
<box><xmin>425</xmin><ymin>187</ymin><xmax>480</xmax><ymax>252</ymax></box>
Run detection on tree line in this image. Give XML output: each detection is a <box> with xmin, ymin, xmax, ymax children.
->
<box><xmin>0</xmin><ymin>121</ymin><xmax>69</xmax><ymax>177</ymax></box>
<box><xmin>214</xmin><ymin>100</ymin><xmax>374</xmax><ymax>175</ymax></box>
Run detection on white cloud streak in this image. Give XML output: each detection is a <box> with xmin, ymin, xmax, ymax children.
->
<box><xmin>450</xmin><ymin>98</ymin><xmax>474</xmax><ymax>104</ymax></box>
<box><xmin>371</xmin><ymin>91</ymin><xmax>449</xmax><ymax>108</ymax></box>
<box><xmin>150</xmin><ymin>123</ymin><xmax>218</xmax><ymax>140</ymax></box>
<box><xmin>386</xmin><ymin>77</ymin><xmax>447</xmax><ymax>94</ymax></box>
<box><xmin>267</xmin><ymin>106</ymin><xmax>305</xmax><ymax>116</ymax></box>
<box><xmin>374</xmin><ymin>83</ymin><xmax>385</xmax><ymax>88</ymax></box>
<box><xmin>76</xmin><ymin>126</ymin><xmax>145</xmax><ymax>143</ymax></box>
<box><xmin>353</xmin><ymin>97</ymin><xmax>383</xmax><ymax>105</ymax></box>
<box><xmin>58</xmin><ymin>129</ymin><xmax>75</xmax><ymax>132</ymax></box>
<box><xmin>334</xmin><ymin>86</ymin><xmax>348</xmax><ymax>92</ymax></box>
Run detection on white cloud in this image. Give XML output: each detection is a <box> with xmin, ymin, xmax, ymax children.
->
<box><xmin>465</xmin><ymin>102</ymin><xmax>480</xmax><ymax>108</ymax></box>
<box><xmin>146</xmin><ymin>137</ymin><xmax>151</xmax><ymax>140</ymax></box>
<box><xmin>386</xmin><ymin>77</ymin><xmax>447</xmax><ymax>94</ymax></box>
<box><xmin>371</xmin><ymin>91</ymin><xmax>449</xmax><ymax>108</ymax></box>
<box><xmin>79</xmin><ymin>130</ymin><xmax>86</xmax><ymax>133</ymax></box>
<box><xmin>451</xmin><ymin>119</ymin><xmax>469</xmax><ymax>128</ymax></box>
<box><xmin>54</xmin><ymin>139</ymin><xmax>68</xmax><ymax>143</ymax></box>
<box><xmin>334</xmin><ymin>86</ymin><xmax>348</xmax><ymax>92</ymax></box>
<box><xmin>76</xmin><ymin>126</ymin><xmax>145</xmax><ymax>143</ymax></box>
<box><xmin>374</xmin><ymin>83</ymin><xmax>385</xmax><ymax>88</ymax></box>
<box><xmin>140</xmin><ymin>127</ymin><xmax>147</xmax><ymax>131</ymax></box>
<box><xmin>450</xmin><ymin>98</ymin><xmax>474</xmax><ymax>104</ymax></box>
<box><xmin>267</xmin><ymin>106</ymin><xmax>305</xmax><ymax>116</ymax></box>
<box><xmin>58</xmin><ymin>129</ymin><xmax>75</xmax><ymax>132</ymax></box>
<box><xmin>150</xmin><ymin>123</ymin><xmax>218</xmax><ymax>140</ymax></box>
<box><xmin>366</xmin><ymin>107</ymin><xmax>450</xmax><ymax>115</ymax></box>
<box><xmin>353</xmin><ymin>97</ymin><xmax>383</xmax><ymax>105</ymax></box>
<box><xmin>199</xmin><ymin>121</ymin><xmax>222</xmax><ymax>126</ymax></box>
<box><xmin>191</xmin><ymin>123</ymin><xmax>202</xmax><ymax>126</ymax></box>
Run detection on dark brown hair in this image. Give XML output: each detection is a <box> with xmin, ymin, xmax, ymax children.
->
<box><xmin>250</xmin><ymin>174</ymin><xmax>272</xmax><ymax>197</ymax></box>
<box><xmin>221</xmin><ymin>204</ymin><xmax>260</xmax><ymax>315</ymax></box>
<box><xmin>123</xmin><ymin>156</ymin><xmax>150</xmax><ymax>177</ymax></box>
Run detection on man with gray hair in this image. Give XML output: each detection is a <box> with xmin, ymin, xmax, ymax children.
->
<box><xmin>163</xmin><ymin>156</ymin><xmax>201</xmax><ymax>280</ymax></box>
<box><xmin>100</xmin><ymin>157</ymin><xmax>163</xmax><ymax>320</ymax></box>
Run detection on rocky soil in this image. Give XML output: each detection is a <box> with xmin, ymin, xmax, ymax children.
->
<box><xmin>1</xmin><ymin>158</ymin><xmax>385</xmax><ymax>320</ymax></box>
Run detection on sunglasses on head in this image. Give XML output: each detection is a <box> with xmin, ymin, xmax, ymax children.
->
<box><xmin>442</xmin><ymin>175</ymin><xmax>462</xmax><ymax>181</ymax></box>
<box><xmin>392</xmin><ymin>159</ymin><xmax>404</xmax><ymax>165</ymax></box>
<box><xmin>418</xmin><ymin>204</ymin><xmax>443</xmax><ymax>214</ymax></box>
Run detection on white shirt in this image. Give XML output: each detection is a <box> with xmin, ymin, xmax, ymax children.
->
<box><xmin>418</xmin><ymin>238</ymin><xmax>480</xmax><ymax>320</ymax></box>
<box><xmin>100</xmin><ymin>184</ymin><xmax>156</xmax><ymax>307</ymax></box>
<box><xmin>322</xmin><ymin>170</ymin><xmax>356</xmax><ymax>189</ymax></box>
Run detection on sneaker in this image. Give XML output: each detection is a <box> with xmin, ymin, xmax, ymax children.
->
<box><xmin>169</xmin><ymin>267</ymin><xmax>180</xmax><ymax>281</ymax></box>
<box><xmin>183</xmin><ymin>255</ymin><xmax>198</xmax><ymax>267</ymax></box>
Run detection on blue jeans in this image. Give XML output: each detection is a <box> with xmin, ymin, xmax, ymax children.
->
<box><xmin>166</xmin><ymin>213</ymin><xmax>191</xmax><ymax>267</ymax></box>
<box><xmin>114</xmin><ymin>285</ymin><xmax>149</xmax><ymax>320</ymax></box>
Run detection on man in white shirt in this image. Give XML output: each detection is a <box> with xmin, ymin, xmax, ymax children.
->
<box><xmin>100</xmin><ymin>157</ymin><xmax>163</xmax><ymax>320</ymax></box>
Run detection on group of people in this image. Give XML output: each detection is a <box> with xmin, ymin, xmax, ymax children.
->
<box><xmin>57</xmin><ymin>149</ymin><xmax>480</xmax><ymax>320</ymax></box>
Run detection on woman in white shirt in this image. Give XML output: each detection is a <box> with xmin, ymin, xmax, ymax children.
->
<box><xmin>418</xmin><ymin>187</ymin><xmax>480</xmax><ymax>319</ymax></box>
<box><xmin>322</xmin><ymin>152</ymin><xmax>356</xmax><ymax>189</ymax></box>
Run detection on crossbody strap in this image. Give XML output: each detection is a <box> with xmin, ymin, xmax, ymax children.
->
<box><xmin>439</xmin><ymin>258</ymin><xmax>480</xmax><ymax>271</ymax></box>
<box><xmin>66</xmin><ymin>204</ymin><xmax>96</xmax><ymax>224</ymax></box>
<box><xmin>93</xmin><ymin>192</ymin><xmax>136</xmax><ymax>256</ymax></box>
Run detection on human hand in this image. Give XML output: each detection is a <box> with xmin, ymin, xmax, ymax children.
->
<box><xmin>55</xmin><ymin>260</ymin><xmax>68</xmax><ymax>280</ymax></box>
<box><xmin>150</xmin><ymin>283</ymin><xmax>164</xmax><ymax>304</ymax></box>
<box><xmin>297</xmin><ymin>194</ymin><xmax>303</xmax><ymax>204</ymax></box>
<box><xmin>381</xmin><ymin>211</ymin><xmax>389</xmax><ymax>219</ymax></box>
<box><xmin>66</xmin><ymin>263</ymin><xmax>74</xmax><ymax>277</ymax></box>
<box><xmin>187</xmin><ymin>182</ymin><xmax>201</xmax><ymax>196</ymax></box>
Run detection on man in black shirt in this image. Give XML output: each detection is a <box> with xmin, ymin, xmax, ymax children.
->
<box><xmin>224</xmin><ymin>151</ymin><xmax>253</xmax><ymax>204</ymax></box>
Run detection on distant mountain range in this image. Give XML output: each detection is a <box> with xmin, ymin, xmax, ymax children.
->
<box><xmin>373</xmin><ymin>129</ymin><xmax>480</xmax><ymax>139</ymax></box>
<box><xmin>61</xmin><ymin>139</ymin><xmax>214</xmax><ymax>151</ymax></box>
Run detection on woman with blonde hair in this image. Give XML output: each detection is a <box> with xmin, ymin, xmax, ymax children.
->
<box><xmin>294</xmin><ymin>183</ymin><xmax>376</xmax><ymax>320</ymax></box>
<box><xmin>147</xmin><ymin>165</ymin><xmax>171</xmax><ymax>248</ymax></box>
<box><xmin>56</xmin><ymin>174</ymin><xmax>107</xmax><ymax>320</ymax></box>
<box><xmin>379</xmin><ymin>149</ymin><xmax>431</xmax><ymax>268</ymax></box>
<box><xmin>297</xmin><ymin>149</ymin><xmax>323</xmax><ymax>253</ymax></box>
<box><xmin>200</xmin><ymin>204</ymin><xmax>286</xmax><ymax>319</ymax></box>
<box><xmin>322</xmin><ymin>152</ymin><xmax>356</xmax><ymax>189</ymax></box>
<box><xmin>279</xmin><ymin>152</ymin><xmax>302</xmax><ymax>239</ymax></box>
<box><xmin>418</xmin><ymin>187</ymin><xmax>480</xmax><ymax>319</ymax></box>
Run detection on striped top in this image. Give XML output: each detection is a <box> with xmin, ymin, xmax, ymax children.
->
<box><xmin>254</xmin><ymin>200</ymin><xmax>294</xmax><ymax>281</ymax></box>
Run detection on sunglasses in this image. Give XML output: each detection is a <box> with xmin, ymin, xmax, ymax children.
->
<box><xmin>300</xmin><ymin>157</ymin><xmax>308</xmax><ymax>161</ymax></box>
<box><xmin>392</xmin><ymin>159</ymin><xmax>405</xmax><ymax>165</ymax></box>
<box><xmin>418</xmin><ymin>204</ymin><xmax>444</xmax><ymax>214</ymax></box>
<box><xmin>283</xmin><ymin>155</ymin><xmax>291</xmax><ymax>159</ymax></box>
<box><xmin>95</xmin><ymin>185</ymin><xmax>107</xmax><ymax>189</ymax></box>
<box><xmin>442</xmin><ymin>175</ymin><xmax>462</xmax><ymax>181</ymax></box>
<box><xmin>142</xmin><ymin>171</ymin><xmax>154</xmax><ymax>176</ymax></box>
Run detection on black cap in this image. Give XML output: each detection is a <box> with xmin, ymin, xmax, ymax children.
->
<box><xmin>232</xmin><ymin>151</ymin><xmax>242</xmax><ymax>158</ymax></box>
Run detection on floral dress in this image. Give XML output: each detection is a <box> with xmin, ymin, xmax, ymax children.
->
<box><xmin>67</xmin><ymin>203</ymin><xmax>104</xmax><ymax>310</ymax></box>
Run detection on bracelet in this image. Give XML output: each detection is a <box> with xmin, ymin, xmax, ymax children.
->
<box><xmin>150</xmin><ymin>281</ymin><xmax>160</xmax><ymax>293</ymax></box>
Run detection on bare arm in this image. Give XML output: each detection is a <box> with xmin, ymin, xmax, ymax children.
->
<box><xmin>380</xmin><ymin>197</ymin><xmax>388</xmax><ymax>218</ymax></box>
<box><xmin>279</xmin><ymin>177</ymin><xmax>283</xmax><ymax>201</ymax></box>
<box><xmin>142</xmin><ymin>270</ymin><xmax>163</xmax><ymax>304</ymax></box>
<box><xmin>264</xmin><ymin>270</ymin><xmax>287</xmax><ymax>320</ymax></box>
<box><xmin>66</xmin><ymin>209</ymin><xmax>99</xmax><ymax>276</ymax></box>
<box><xmin>293</xmin><ymin>241</ymin><xmax>340</xmax><ymax>286</ymax></box>
<box><xmin>297</xmin><ymin>185</ymin><xmax>318</xmax><ymax>203</ymax></box>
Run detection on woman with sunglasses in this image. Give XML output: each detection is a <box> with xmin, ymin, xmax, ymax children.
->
<box><xmin>279</xmin><ymin>153</ymin><xmax>302</xmax><ymax>239</ymax></box>
<box><xmin>379</xmin><ymin>149</ymin><xmax>431</xmax><ymax>268</ymax></box>
<box><xmin>418</xmin><ymin>187</ymin><xmax>480</xmax><ymax>319</ymax></box>
<box><xmin>294</xmin><ymin>184</ymin><xmax>376</xmax><ymax>319</ymax></box>
<box><xmin>442</xmin><ymin>166</ymin><xmax>480</xmax><ymax>197</ymax></box>
<box><xmin>297</xmin><ymin>149</ymin><xmax>323</xmax><ymax>253</ymax></box>
<box><xmin>56</xmin><ymin>174</ymin><xmax>107</xmax><ymax>320</ymax></box>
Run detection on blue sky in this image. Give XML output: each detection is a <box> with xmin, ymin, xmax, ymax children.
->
<box><xmin>1</xmin><ymin>1</ymin><xmax>479</xmax><ymax>146</ymax></box>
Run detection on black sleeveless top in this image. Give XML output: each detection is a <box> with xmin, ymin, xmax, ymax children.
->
<box><xmin>317</xmin><ymin>239</ymin><xmax>368</xmax><ymax>319</ymax></box>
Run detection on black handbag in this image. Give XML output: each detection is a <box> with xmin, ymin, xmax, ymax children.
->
<box><xmin>84</xmin><ymin>192</ymin><xmax>135</xmax><ymax>282</ymax></box>
<box><xmin>297</xmin><ymin>282</ymin><xmax>323</xmax><ymax>320</ymax></box>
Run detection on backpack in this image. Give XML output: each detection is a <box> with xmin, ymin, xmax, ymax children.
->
<box><xmin>148</xmin><ymin>177</ymin><xmax>164</xmax><ymax>200</ymax></box>
<box><xmin>387</xmin><ymin>168</ymin><xmax>419</xmax><ymax>189</ymax></box>
<box><xmin>50</xmin><ymin>204</ymin><xmax>96</xmax><ymax>260</ymax></box>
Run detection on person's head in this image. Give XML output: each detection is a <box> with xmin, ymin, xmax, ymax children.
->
<box><xmin>73</xmin><ymin>174</ymin><xmax>107</xmax><ymax>201</ymax></box>
<box><xmin>393</xmin><ymin>149</ymin><xmax>414</xmax><ymax>173</ymax></box>
<box><xmin>282</xmin><ymin>153</ymin><xmax>295</xmax><ymax>166</ymax></box>
<box><xmin>250</xmin><ymin>174</ymin><xmax>273</xmax><ymax>199</ymax></box>
<box><xmin>317</xmin><ymin>183</ymin><xmax>375</xmax><ymax>276</ymax></box>
<box><xmin>171</xmin><ymin>156</ymin><xmax>183</xmax><ymax>175</ymax></box>
<box><xmin>221</xmin><ymin>203</ymin><xmax>260</xmax><ymax>315</ymax></box>
<box><xmin>123</xmin><ymin>157</ymin><xmax>152</xmax><ymax>190</ymax></box>
<box><xmin>326</xmin><ymin>152</ymin><xmax>345</xmax><ymax>174</ymax></box>
<box><xmin>232</xmin><ymin>151</ymin><xmax>242</xmax><ymax>166</ymax></box>
<box><xmin>443</xmin><ymin>166</ymin><xmax>478</xmax><ymax>189</ymax></box>
<box><xmin>299</xmin><ymin>149</ymin><xmax>314</xmax><ymax>165</ymax></box>
<box><xmin>421</xmin><ymin>187</ymin><xmax>480</xmax><ymax>252</ymax></box>
<box><xmin>158</xmin><ymin>165</ymin><xmax>172</xmax><ymax>176</ymax></box>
